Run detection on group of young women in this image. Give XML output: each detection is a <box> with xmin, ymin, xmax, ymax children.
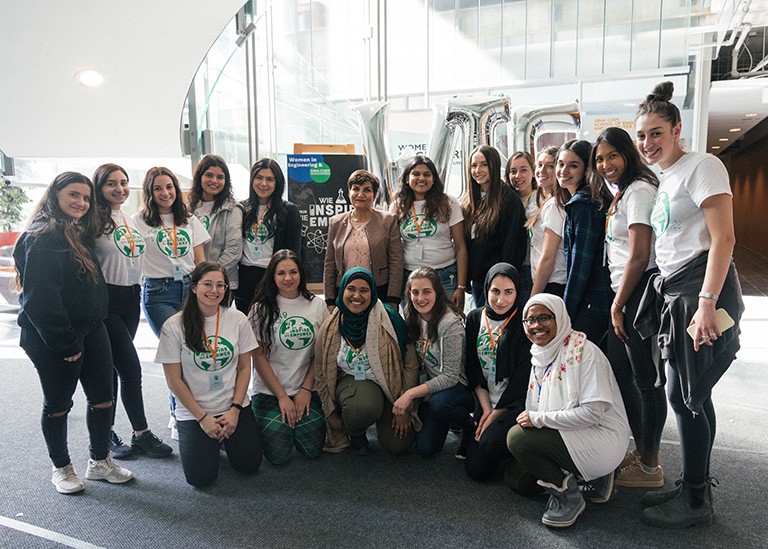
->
<box><xmin>16</xmin><ymin>81</ymin><xmax>742</xmax><ymax>531</ymax></box>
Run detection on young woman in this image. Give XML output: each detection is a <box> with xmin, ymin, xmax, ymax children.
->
<box><xmin>314</xmin><ymin>268</ymin><xmax>419</xmax><ymax>455</ymax></box>
<box><xmin>463</xmin><ymin>263</ymin><xmax>531</xmax><ymax>481</ymax></box>
<box><xmin>155</xmin><ymin>262</ymin><xmax>262</xmax><ymax>487</ymax></box>
<box><xmin>462</xmin><ymin>145</ymin><xmax>527</xmax><ymax>307</ymax></box>
<box><xmin>634</xmin><ymin>82</ymin><xmax>744</xmax><ymax>528</ymax></box>
<box><xmin>556</xmin><ymin>140</ymin><xmax>613</xmax><ymax>347</ymax></box>
<box><xmin>188</xmin><ymin>155</ymin><xmax>243</xmax><ymax>296</ymax></box>
<box><xmin>391</xmin><ymin>156</ymin><xmax>468</xmax><ymax>308</ymax></box>
<box><xmin>324</xmin><ymin>170</ymin><xmax>404</xmax><ymax>308</ymax></box>
<box><xmin>249</xmin><ymin>250</ymin><xmax>328</xmax><ymax>465</ymax></box>
<box><xmin>236</xmin><ymin>159</ymin><xmax>302</xmax><ymax>313</ymax></box>
<box><xmin>394</xmin><ymin>267</ymin><xmax>474</xmax><ymax>458</ymax></box>
<box><xmin>15</xmin><ymin>172</ymin><xmax>133</xmax><ymax>494</ymax></box>
<box><xmin>528</xmin><ymin>146</ymin><xmax>567</xmax><ymax>297</ymax></box>
<box><xmin>590</xmin><ymin>128</ymin><xmax>667</xmax><ymax>490</ymax></box>
<box><xmin>507</xmin><ymin>294</ymin><xmax>630</xmax><ymax>529</ymax></box>
<box><xmin>133</xmin><ymin>167</ymin><xmax>210</xmax><ymax>337</ymax></box>
<box><xmin>506</xmin><ymin>151</ymin><xmax>540</xmax><ymax>303</ymax></box>
<box><xmin>93</xmin><ymin>164</ymin><xmax>172</xmax><ymax>460</ymax></box>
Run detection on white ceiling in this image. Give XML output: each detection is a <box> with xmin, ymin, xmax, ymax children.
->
<box><xmin>0</xmin><ymin>0</ymin><xmax>244</xmax><ymax>159</ymax></box>
<box><xmin>707</xmin><ymin>79</ymin><xmax>768</xmax><ymax>154</ymax></box>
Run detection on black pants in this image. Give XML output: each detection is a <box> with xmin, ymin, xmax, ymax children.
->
<box><xmin>21</xmin><ymin>322</ymin><xmax>114</xmax><ymax>467</ymax></box>
<box><xmin>235</xmin><ymin>265</ymin><xmax>266</xmax><ymax>314</ymax></box>
<box><xmin>464</xmin><ymin>408</ymin><xmax>518</xmax><ymax>481</ymax></box>
<box><xmin>177</xmin><ymin>407</ymin><xmax>263</xmax><ymax>488</ymax></box>
<box><xmin>105</xmin><ymin>284</ymin><xmax>148</xmax><ymax>432</ymax></box>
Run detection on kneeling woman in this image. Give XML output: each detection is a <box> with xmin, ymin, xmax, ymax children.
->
<box><xmin>507</xmin><ymin>294</ymin><xmax>630</xmax><ymax>528</ymax></box>
<box><xmin>155</xmin><ymin>262</ymin><xmax>262</xmax><ymax>487</ymax></box>
<box><xmin>249</xmin><ymin>250</ymin><xmax>328</xmax><ymax>464</ymax></box>
<box><xmin>464</xmin><ymin>263</ymin><xmax>531</xmax><ymax>479</ymax></box>
<box><xmin>394</xmin><ymin>267</ymin><xmax>474</xmax><ymax>458</ymax></box>
<box><xmin>315</xmin><ymin>268</ymin><xmax>419</xmax><ymax>455</ymax></box>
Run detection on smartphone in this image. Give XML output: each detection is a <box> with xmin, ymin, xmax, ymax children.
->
<box><xmin>686</xmin><ymin>308</ymin><xmax>735</xmax><ymax>340</ymax></box>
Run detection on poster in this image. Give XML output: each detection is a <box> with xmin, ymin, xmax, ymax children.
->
<box><xmin>287</xmin><ymin>154</ymin><xmax>367</xmax><ymax>284</ymax></box>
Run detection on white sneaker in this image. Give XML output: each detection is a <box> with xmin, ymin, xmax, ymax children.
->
<box><xmin>51</xmin><ymin>463</ymin><xmax>85</xmax><ymax>494</ymax></box>
<box><xmin>85</xmin><ymin>456</ymin><xmax>134</xmax><ymax>484</ymax></box>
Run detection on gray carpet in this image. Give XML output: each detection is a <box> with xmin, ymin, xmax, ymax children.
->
<box><xmin>1</xmin><ymin>355</ymin><xmax>766</xmax><ymax>549</ymax></box>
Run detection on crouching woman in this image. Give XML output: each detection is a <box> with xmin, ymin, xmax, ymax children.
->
<box><xmin>506</xmin><ymin>294</ymin><xmax>630</xmax><ymax>528</ymax></box>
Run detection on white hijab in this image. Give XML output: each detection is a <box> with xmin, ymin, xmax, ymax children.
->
<box><xmin>524</xmin><ymin>293</ymin><xmax>572</xmax><ymax>367</ymax></box>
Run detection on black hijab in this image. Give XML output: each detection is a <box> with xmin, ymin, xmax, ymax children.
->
<box><xmin>483</xmin><ymin>262</ymin><xmax>526</xmax><ymax>381</ymax></box>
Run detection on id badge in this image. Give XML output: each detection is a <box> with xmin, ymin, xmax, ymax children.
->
<box><xmin>353</xmin><ymin>361</ymin><xmax>366</xmax><ymax>381</ymax></box>
<box><xmin>173</xmin><ymin>264</ymin><xmax>183</xmax><ymax>281</ymax></box>
<box><xmin>413</xmin><ymin>242</ymin><xmax>424</xmax><ymax>261</ymax></box>
<box><xmin>127</xmin><ymin>263</ymin><xmax>142</xmax><ymax>282</ymax></box>
<box><xmin>488</xmin><ymin>364</ymin><xmax>496</xmax><ymax>384</ymax></box>
<box><xmin>210</xmin><ymin>372</ymin><xmax>224</xmax><ymax>391</ymax></box>
<box><xmin>250</xmin><ymin>243</ymin><xmax>262</xmax><ymax>259</ymax></box>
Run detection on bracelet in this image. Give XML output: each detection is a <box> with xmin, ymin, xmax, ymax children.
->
<box><xmin>230</xmin><ymin>402</ymin><xmax>244</xmax><ymax>411</ymax></box>
<box><xmin>457</xmin><ymin>285</ymin><xmax>467</xmax><ymax>290</ymax></box>
<box><xmin>698</xmin><ymin>292</ymin><xmax>719</xmax><ymax>301</ymax></box>
<box><xmin>197</xmin><ymin>413</ymin><xmax>209</xmax><ymax>423</ymax></box>
<box><xmin>299</xmin><ymin>386</ymin><xmax>312</xmax><ymax>394</ymax></box>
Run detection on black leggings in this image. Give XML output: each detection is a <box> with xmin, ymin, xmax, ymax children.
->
<box><xmin>235</xmin><ymin>265</ymin><xmax>266</xmax><ymax>314</ymax></box>
<box><xmin>464</xmin><ymin>409</ymin><xmax>518</xmax><ymax>481</ymax></box>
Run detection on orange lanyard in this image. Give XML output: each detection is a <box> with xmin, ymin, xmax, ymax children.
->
<box><xmin>483</xmin><ymin>309</ymin><xmax>516</xmax><ymax>353</ymax></box>
<box><xmin>253</xmin><ymin>204</ymin><xmax>270</xmax><ymax>236</ymax></box>
<box><xmin>119</xmin><ymin>213</ymin><xmax>136</xmax><ymax>255</ymax></box>
<box><xmin>418</xmin><ymin>320</ymin><xmax>430</xmax><ymax>363</ymax></box>
<box><xmin>160</xmin><ymin>220</ymin><xmax>178</xmax><ymax>253</ymax></box>
<box><xmin>202</xmin><ymin>308</ymin><xmax>221</xmax><ymax>360</ymax></box>
<box><xmin>410</xmin><ymin>204</ymin><xmax>423</xmax><ymax>238</ymax></box>
<box><xmin>605</xmin><ymin>191</ymin><xmax>622</xmax><ymax>232</ymax></box>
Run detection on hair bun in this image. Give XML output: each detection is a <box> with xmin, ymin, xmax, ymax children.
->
<box><xmin>647</xmin><ymin>81</ymin><xmax>674</xmax><ymax>103</ymax></box>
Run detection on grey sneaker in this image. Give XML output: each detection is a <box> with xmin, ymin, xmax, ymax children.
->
<box><xmin>85</xmin><ymin>456</ymin><xmax>134</xmax><ymax>483</ymax></box>
<box><xmin>51</xmin><ymin>463</ymin><xmax>85</xmax><ymax>494</ymax></box>
<box><xmin>109</xmin><ymin>431</ymin><xmax>134</xmax><ymax>459</ymax></box>
<box><xmin>582</xmin><ymin>470</ymin><xmax>616</xmax><ymax>503</ymax></box>
<box><xmin>538</xmin><ymin>473</ymin><xmax>586</xmax><ymax>528</ymax></box>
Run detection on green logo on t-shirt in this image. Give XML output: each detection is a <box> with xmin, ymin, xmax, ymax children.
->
<box><xmin>345</xmin><ymin>346</ymin><xmax>370</xmax><ymax>370</ymax></box>
<box><xmin>156</xmin><ymin>228</ymin><xmax>191</xmax><ymax>258</ymax></box>
<box><xmin>246</xmin><ymin>222</ymin><xmax>271</xmax><ymax>244</ymax></box>
<box><xmin>278</xmin><ymin>316</ymin><xmax>315</xmax><ymax>350</ymax></box>
<box><xmin>113</xmin><ymin>226</ymin><xmax>146</xmax><ymax>258</ymax></box>
<box><xmin>401</xmin><ymin>214</ymin><xmax>438</xmax><ymax>240</ymax></box>
<box><xmin>197</xmin><ymin>214</ymin><xmax>210</xmax><ymax>231</ymax></box>
<box><xmin>416</xmin><ymin>338</ymin><xmax>438</xmax><ymax>371</ymax></box>
<box><xmin>193</xmin><ymin>336</ymin><xmax>235</xmax><ymax>371</ymax></box>
<box><xmin>650</xmin><ymin>191</ymin><xmax>670</xmax><ymax>236</ymax></box>
<box><xmin>477</xmin><ymin>329</ymin><xmax>496</xmax><ymax>372</ymax></box>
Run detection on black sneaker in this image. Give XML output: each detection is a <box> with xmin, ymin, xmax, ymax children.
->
<box><xmin>455</xmin><ymin>429</ymin><xmax>472</xmax><ymax>460</ymax></box>
<box><xmin>581</xmin><ymin>470</ymin><xmax>616</xmax><ymax>504</ymax></box>
<box><xmin>131</xmin><ymin>431</ymin><xmax>173</xmax><ymax>458</ymax></box>
<box><xmin>349</xmin><ymin>433</ymin><xmax>369</xmax><ymax>456</ymax></box>
<box><xmin>109</xmin><ymin>431</ymin><xmax>133</xmax><ymax>459</ymax></box>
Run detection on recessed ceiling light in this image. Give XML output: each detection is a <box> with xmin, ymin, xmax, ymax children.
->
<box><xmin>729</xmin><ymin>128</ymin><xmax>741</xmax><ymax>132</ymax></box>
<box><xmin>718</xmin><ymin>138</ymin><xmax>729</xmax><ymax>142</ymax></box>
<box><xmin>744</xmin><ymin>113</ymin><xmax>758</xmax><ymax>117</ymax></box>
<box><xmin>711</xmin><ymin>146</ymin><xmax>721</xmax><ymax>149</ymax></box>
<box><xmin>75</xmin><ymin>69</ymin><xmax>105</xmax><ymax>87</ymax></box>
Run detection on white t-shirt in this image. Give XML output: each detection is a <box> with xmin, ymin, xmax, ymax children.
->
<box><xmin>337</xmin><ymin>339</ymin><xmax>378</xmax><ymax>383</ymax></box>
<box><xmin>155</xmin><ymin>306</ymin><xmax>258</xmax><ymax>421</ymax></box>
<box><xmin>650</xmin><ymin>152</ymin><xmax>731</xmax><ymax>277</ymax></box>
<box><xmin>193</xmin><ymin>201</ymin><xmax>214</xmax><ymax>232</ymax></box>
<box><xmin>529</xmin><ymin>198</ymin><xmax>567</xmax><ymax>284</ymax></box>
<box><xmin>606</xmin><ymin>181</ymin><xmax>658</xmax><ymax>292</ymax></box>
<box><xmin>476</xmin><ymin>310</ymin><xmax>509</xmax><ymax>408</ymax></box>
<box><xmin>395</xmin><ymin>196</ymin><xmax>464</xmax><ymax>270</ymax></box>
<box><xmin>132</xmin><ymin>213</ymin><xmax>210</xmax><ymax>279</ymax></box>
<box><xmin>251</xmin><ymin>294</ymin><xmax>328</xmax><ymax>396</ymax></box>
<box><xmin>241</xmin><ymin>205</ymin><xmax>274</xmax><ymax>268</ymax></box>
<box><xmin>521</xmin><ymin>188</ymin><xmax>539</xmax><ymax>220</ymax></box>
<box><xmin>95</xmin><ymin>209</ymin><xmax>146</xmax><ymax>286</ymax></box>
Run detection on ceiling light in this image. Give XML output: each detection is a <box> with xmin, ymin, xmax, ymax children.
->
<box><xmin>75</xmin><ymin>69</ymin><xmax>105</xmax><ymax>87</ymax></box>
<box><xmin>729</xmin><ymin>128</ymin><xmax>741</xmax><ymax>132</ymax></box>
<box><xmin>744</xmin><ymin>113</ymin><xmax>758</xmax><ymax>117</ymax></box>
<box><xmin>718</xmin><ymin>138</ymin><xmax>729</xmax><ymax>142</ymax></box>
<box><xmin>711</xmin><ymin>146</ymin><xmax>721</xmax><ymax>150</ymax></box>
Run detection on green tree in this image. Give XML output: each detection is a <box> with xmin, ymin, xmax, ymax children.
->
<box><xmin>0</xmin><ymin>185</ymin><xmax>31</xmax><ymax>232</ymax></box>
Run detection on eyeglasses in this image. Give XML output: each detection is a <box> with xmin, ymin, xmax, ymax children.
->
<box><xmin>522</xmin><ymin>314</ymin><xmax>554</xmax><ymax>327</ymax></box>
<box><xmin>198</xmin><ymin>281</ymin><xmax>228</xmax><ymax>291</ymax></box>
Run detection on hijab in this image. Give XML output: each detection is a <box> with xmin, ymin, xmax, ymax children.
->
<box><xmin>336</xmin><ymin>267</ymin><xmax>377</xmax><ymax>349</ymax></box>
<box><xmin>523</xmin><ymin>293</ymin><xmax>572</xmax><ymax>367</ymax></box>
<box><xmin>483</xmin><ymin>263</ymin><xmax>527</xmax><ymax>379</ymax></box>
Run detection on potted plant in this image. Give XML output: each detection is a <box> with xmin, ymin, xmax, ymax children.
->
<box><xmin>0</xmin><ymin>184</ymin><xmax>31</xmax><ymax>247</ymax></box>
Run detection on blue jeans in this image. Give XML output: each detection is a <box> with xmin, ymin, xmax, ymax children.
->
<box><xmin>415</xmin><ymin>383</ymin><xmax>475</xmax><ymax>458</ymax></box>
<box><xmin>403</xmin><ymin>262</ymin><xmax>458</xmax><ymax>297</ymax></box>
<box><xmin>141</xmin><ymin>276</ymin><xmax>190</xmax><ymax>337</ymax></box>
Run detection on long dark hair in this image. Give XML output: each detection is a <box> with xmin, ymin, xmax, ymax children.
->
<box><xmin>249</xmin><ymin>249</ymin><xmax>314</xmax><ymax>356</ymax></box>
<box><xmin>181</xmin><ymin>262</ymin><xmax>232</xmax><ymax>353</ymax></box>
<box><xmin>393</xmin><ymin>156</ymin><xmax>451</xmax><ymax>224</ymax></box>
<box><xmin>553</xmin><ymin>139</ymin><xmax>592</xmax><ymax>209</ymax></box>
<box><xmin>461</xmin><ymin>144</ymin><xmax>505</xmax><ymax>241</ymax></box>
<box><xmin>93</xmin><ymin>163</ymin><xmax>129</xmax><ymax>236</ymax></box>
<box><xmin>140</xmin><ymin>167</ymin><xmax>190</xmax><ymax>227</ymax></box>
<box><xmin>188</xmin><ymin>155</ymin><xmax>233</xmax><ymax>214</ymax></box>
<box><xmin>589</xmin><ymin>127</ymin><xmax>659</xmax><ymax>209</ymax></box>
<box><xmin>23</xmin><ymin>172</ymin><xmax>101</xmax><ymax>281</ymax></box>
<box><xmin>404</xmin><ymin>267</ymin><xmax>464</xmax><ymax>345</ymax></box>
<box><xmin>636</xmin><ymin>81</ymin><xmax>681</xmax><ymax>127</ymax></box>
<box><xmin>242</xmin><ymin>158</ymin><xmax>287</xmax><ymax>238</ymax></box>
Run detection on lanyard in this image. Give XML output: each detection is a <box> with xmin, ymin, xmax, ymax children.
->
<box><xmin>160</xmin><ymin>220</ymin><xmax>178</xmax><ymax>253</ymax></box>
<box><xmin>119</xmin><ymin>213</ymin><xmax>136</xmax><ymax>255</ymax></box>
<box><xmin>410</xmin><ymin>204</ymin><xmax>423</xmax><ymax>238</ymax></box>
<box><xmin>522</xmin><ymin>191</ymin><xmax>533</xmax><ymax>209</ymax></box>
<box><xmin>253</xmin><ymin>204</ymin><xmax>270</xmax><ymax>236</ymax></box>
<box><xmin>483</xmin><ymin>308</ymin><xmax>516</xmax><ymax>353</ymax></box>
<box><xmin>605</xmin><ymin>190</ymin><xmax>622</xmax><ymax>232</ymax></box>
<box><xmin>534</xmin><ymin>359</ymin><xmax>555</xmax><ymax>397</ymax></box>
<box><xmin>202</xmin><ymin>308</ymin><xmax>221</xmax><ymax>360</ymax></box>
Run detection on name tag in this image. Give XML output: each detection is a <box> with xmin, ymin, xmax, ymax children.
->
<box><xmin>210</xmin><ymin>372</ymin><xmax>224</xmax><ymax>391</ymax></box>
<box><xmin>173</xmin><ymin>264</ymin><xmax>183</xmax><ymax>281</ymax></box>
<box><xmin>413</xmin><ymin>242</ymin><xmax>424</xmax><ymax>261</ymax></box>
<box><xmin>353</xmin><ymin>361</ymin><xmax>367</xmax><ymax>381</ymax></box>
<box><xmin>250</xmin><ymin>243</ymin><xmax>262</xmax><ymax>259</ymax></box>
<box><xmin>488</xmin><ymin>364</ymin><xmax>496</xmax><ymax>385</ymax></box>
